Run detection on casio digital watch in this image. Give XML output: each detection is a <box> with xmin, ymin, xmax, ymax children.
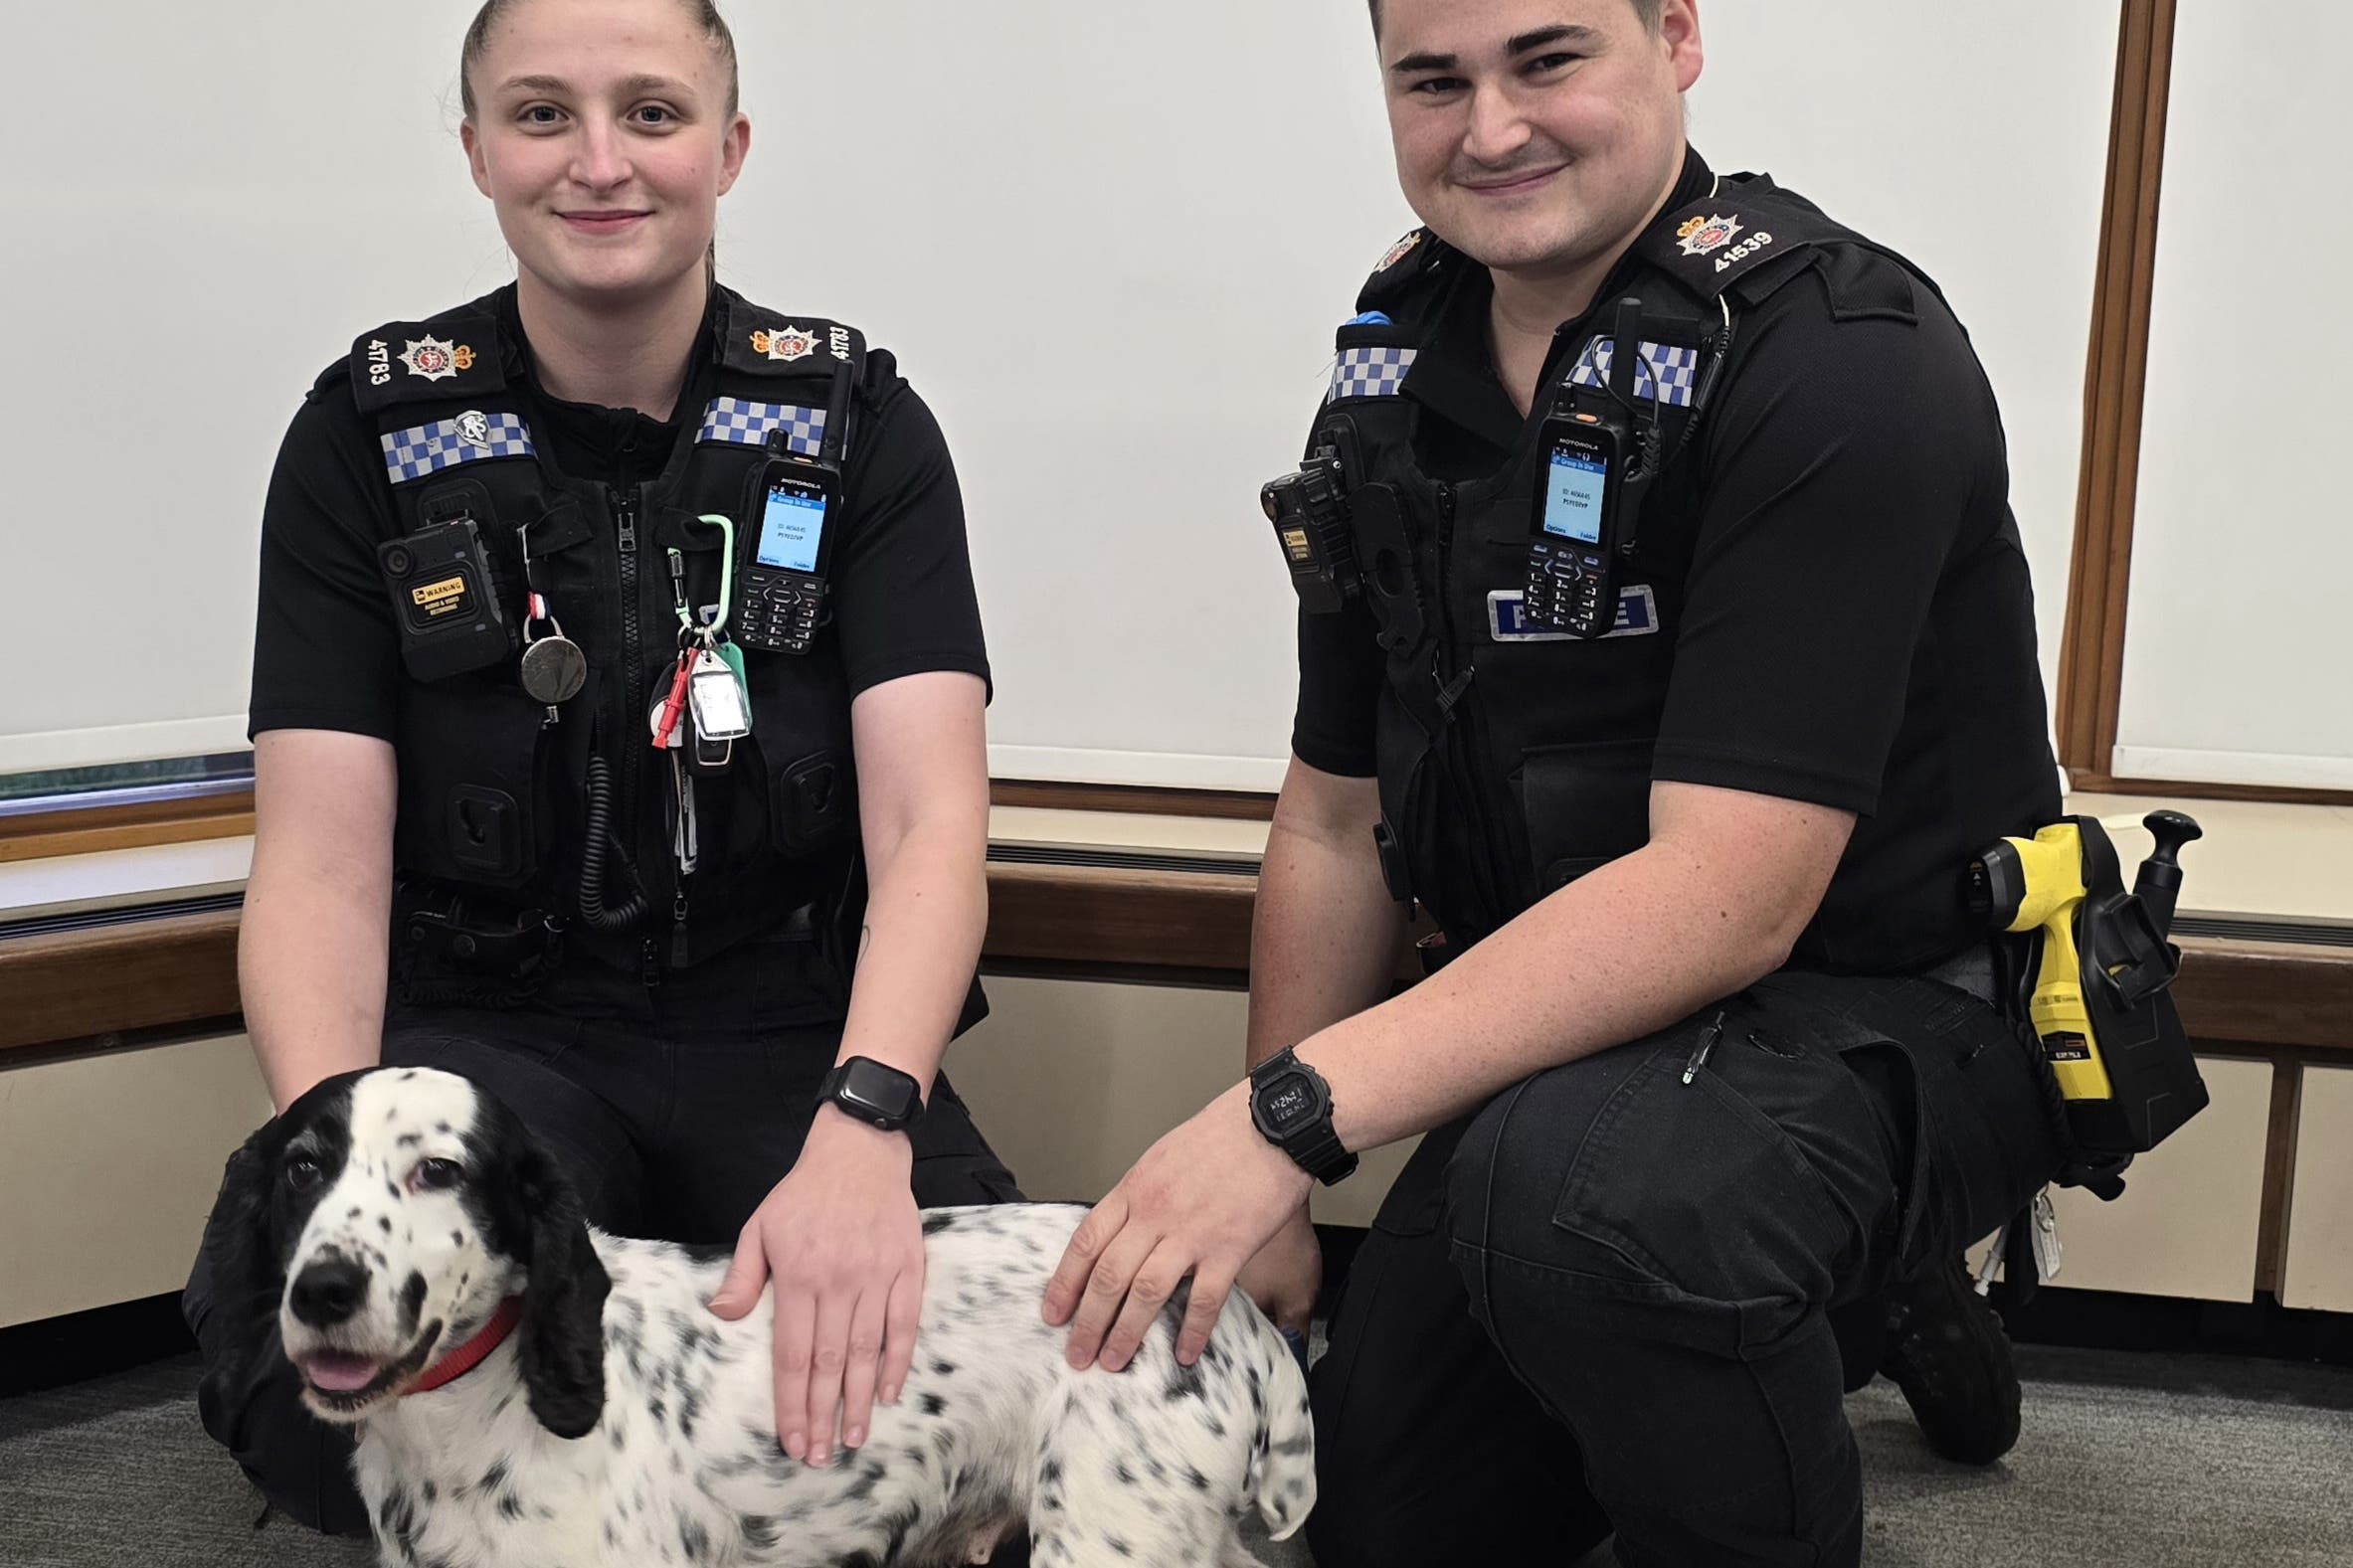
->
<box><xmin>1249</xmin><ymin>1047</ymin><xmax>1357</xmax><ymax>1185</ymax></box>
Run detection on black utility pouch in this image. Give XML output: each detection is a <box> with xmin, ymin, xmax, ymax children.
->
<box><xmin>392</xmin><ymin>684</ymin><xmax>549</xmax><ymax>892</ymax></box>
<box><xmin>1514</xmin><ymin>738</ymin><xmax>1655</xmax><ymax>892</ymax></box>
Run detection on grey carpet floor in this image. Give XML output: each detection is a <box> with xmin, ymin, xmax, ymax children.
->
<box><xmin>3</xmin><ymin>1346</ymin><xmax>2350</xmax><ymax>1566</ymax></box>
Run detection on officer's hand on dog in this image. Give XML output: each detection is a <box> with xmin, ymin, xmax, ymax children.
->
<box><xmin>709</xmin><ymin>1106</ymin><xmax>923</xmax><ymax>1468</ymax></box>
<box><xmin>1044</xmin><ymin>1084</ymin><xmax>1314</xmax><ymax>1370</ymax></box>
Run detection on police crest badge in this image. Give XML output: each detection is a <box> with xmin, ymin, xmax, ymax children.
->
<box><xmin>398</xmin><ymin>336</ymin><xmax>476</xmax><ymax>381</ymax></box>
<box><xmin>1675</xmin><ymin>214</ymin><xmax>1743</xmax><ymax>258</ymax></box>
<box><xmin>1376</xmin><ymin>231</ymin><xmax>1422</xmax><ymax>272</ymax></box>
<box><xmin>751</xmin><ymin>325</ymin><xmax>818</xmax><ymax>363</ymax></box>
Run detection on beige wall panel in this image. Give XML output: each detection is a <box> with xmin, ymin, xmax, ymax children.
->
<box><xmin>2281</xmin><ymin>1066</ymin><xmax>2353</xmax><ymax>1310</ymax></box>
<box><xmin>953</xmin><ymin>976</ymin><xmax>1411</xmax><ymax>1228</ymax></box>
<box><xmin>2041</xmin><ymin>1056</ymin><xmax>2273</xmax><ymax>1303</ymax></box>
<box><xmin>0</xmin><ymin>1034</ymin><xmax>271</xmax><ymax>1328</ymax></box>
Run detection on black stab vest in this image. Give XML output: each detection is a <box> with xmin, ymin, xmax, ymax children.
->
<box><xmin>329</xmin><ymin>286</ymin><xmax>878</xmax><ymax>972</ymax></box>
<box><xmin>1318</xmin><ymin>177</ymin><xmax>1951</xmax><ymax>949</ymax></box>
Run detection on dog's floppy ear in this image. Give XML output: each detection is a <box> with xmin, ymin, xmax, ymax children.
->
<box><xmin>191</xmin><ymin>1126</ymin><xmax>289</xmax><ymax>1404</ymax></box>
<box><xmin>504</xmin><ymin>1136</ymin><xmax>610</xmax><ymax>1440</ymax></box>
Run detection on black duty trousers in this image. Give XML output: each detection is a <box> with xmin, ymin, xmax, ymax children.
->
<box><xmin>181</xmin><ymin>928</ymin><xmax>1021</xmax><ymax>1537</ymax></box>
<box><xmin>1307</xmin><ymin>965</ymin><xmax>2063</xmax><ymax>1568</ymax></box>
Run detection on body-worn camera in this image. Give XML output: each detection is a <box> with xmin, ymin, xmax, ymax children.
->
<box><xmin>736</xmin><ymin>456</ymin><xmax>840</xmax><ymax>654</ymax></box>
<box><xmin>1262</xmin><ymin>440</ymin><xmax>1358</xmax><ymax>613</ymax></box>
<box><xmin>378</xmin><ymin>517</ymin><xmax>511</xmax><ymax>681</ymax></box>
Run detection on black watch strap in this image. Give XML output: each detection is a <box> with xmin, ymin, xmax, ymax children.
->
<box><xmin>817</xmin><ymin>1056</ymin><xmax>925</xmax><ymax>1133</ymax></box>
<box><xmin>1284</xmin><ymin>1120</ymin><xmax>1357</xmax><ymax>1187</ymax></box>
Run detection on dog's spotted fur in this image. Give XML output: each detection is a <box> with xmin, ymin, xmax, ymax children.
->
<box><xmin>208</xmin><ymin>1067</ymin><xmax>1315</xmax><ymax>1567</ymax></box>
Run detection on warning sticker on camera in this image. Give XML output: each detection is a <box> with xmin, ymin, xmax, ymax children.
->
<box><xmin>411</xmin><ymin>576</ymin><xmax>472</xmax><ymax>617</ymax></box>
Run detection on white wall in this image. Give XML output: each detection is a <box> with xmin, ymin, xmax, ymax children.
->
<box><xmin>2114</xmin><ymin>0</ymin><xmax>2353</xmax><ymax>790</ymax></box>
<box><xmin>0</xmin><ymin>2</ymin><xmax>2119</xmax><ymax>786</ymax></box>
<box><xmin>1688</xmin><ymin>3</ymin><xmax>2119</xmax><ymax>729</ymax></box>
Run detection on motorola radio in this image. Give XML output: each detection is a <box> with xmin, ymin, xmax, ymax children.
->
<box><xmin>735</xmin><ymin>453</ymin><xmax>840</xmax><ymax>654</ymax></box>
<box><xmin>1524</xmin><ymin>297</ymin><xmax>1655</xmax><ymax>639</ymax></box>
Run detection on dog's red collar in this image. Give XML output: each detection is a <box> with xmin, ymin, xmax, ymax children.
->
<box><xmin>410</xmin><ymin>1296</ymin><xmax>524</xmax><ymax>1395</ymax></box>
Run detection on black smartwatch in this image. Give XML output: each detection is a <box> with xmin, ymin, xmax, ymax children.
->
<box><xmin>817</xmin><ymin>1057</ymin><xmax>926</xmax><ymax>1133</ymax></box>
<box><xmin>1249</xmin><ymin>1047</ymin><xmax>1358</xmax><ymax>1185</ymax></box>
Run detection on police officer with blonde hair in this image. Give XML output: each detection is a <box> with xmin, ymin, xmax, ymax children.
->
<box><xmin>187</xmin><ymin>0</ymin><xmax>1020</xmax><ymax>1536</ymax></box>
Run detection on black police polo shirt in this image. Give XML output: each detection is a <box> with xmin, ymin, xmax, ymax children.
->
<box><xmin>1291</xmin><ymin>151</ymin><xmax>2063</xmax><ymax>968</ymax></box>
<box><xmin>249</xmin><ymin>293</ymin><xmax>991</xmax><ymax>744</ymax></box>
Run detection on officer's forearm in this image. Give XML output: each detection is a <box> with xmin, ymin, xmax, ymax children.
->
<box><xmin>1299</xmin><ymin>833</ymin><xmax>1823</xmax><ymax>1153</ymax></box>
<box><xmin>830</xmin><ymin>817</ymin><xmax>988</xmax><ymax>1096</ymax></box>
<box><xmin>240</xmin><ymin>849</ymin><xmax>390</xmax><ymax>1115</ymax></box>
<box><xmin>1245</xmin><ymin>769</ymin><xmax>1406</xmax><ymax>1072</ymax></box>
<box><xmin>240</xmin><ymin>731</ymin><xmax>396</xmax><ymax>1113</ymax></box>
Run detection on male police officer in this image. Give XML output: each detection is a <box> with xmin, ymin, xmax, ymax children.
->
<box><xmin>1044</xmin><ymin>2</ymin><xmax>2067</xmax><ymax>1563</ymax></box>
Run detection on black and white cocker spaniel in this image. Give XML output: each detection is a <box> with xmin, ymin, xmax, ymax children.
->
<box><xmin>205</xmin><ymin>1066</ymin><xmax>1315</xmax><ymax>1567</ymax></box>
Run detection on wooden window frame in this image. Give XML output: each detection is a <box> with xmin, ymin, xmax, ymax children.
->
<box><xmin>0</xmin><ymin>789</ymin><xmax>255</xmax><ymax>864</ymax></box>
<box><xmin>2057</xmin><ymin>0</ymin><xmax>2353</xmax><ymax>806</ymax></box>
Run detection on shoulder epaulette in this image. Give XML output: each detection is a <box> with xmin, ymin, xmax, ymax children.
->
<box><xmin>716</xmin><ymin>292</ymin><xmax>866</xmax><ymax>386</ymax></box>
<box><xmin>1632</xmin><ymin>174</ymin><xmax>1860</xmax><ymax>303</ymax></box>
<box><xmin>1354</xmin><ymin>227</ymin><xmax>1454</xmax><ymax>315</ymax></box>
<box><xmin>347</xmin><ymin>300</ymin><xmax>509</xmax><ymax>415</ymax></box>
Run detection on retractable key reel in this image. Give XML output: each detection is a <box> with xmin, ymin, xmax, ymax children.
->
<box><xmin>516</xmin><ymin>517</ymin><xmax>586</xmax><ymax>708</ymax></box>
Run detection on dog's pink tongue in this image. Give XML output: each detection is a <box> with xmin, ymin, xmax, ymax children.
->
<box><xmin>302</xmin><ymin>1354</ymin><xmax>380</xmax><ymax>1393</ymax></box>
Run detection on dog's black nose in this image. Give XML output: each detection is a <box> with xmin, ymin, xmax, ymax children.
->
<box><xmin>288</xmin><ymin>1255</ymin><xmax>370</xmax><ymax>1328</ymax></box>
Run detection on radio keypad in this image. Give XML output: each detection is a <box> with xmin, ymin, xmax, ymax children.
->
<box><xmin>736</xmin><ymin>571</ymin><xmax>828</xmax><ymax>654</ymax></box>
<box><xmin>1524</xmin><ymin>540</ymin><xmax>1610</xmax><ymax>636</ymax></box>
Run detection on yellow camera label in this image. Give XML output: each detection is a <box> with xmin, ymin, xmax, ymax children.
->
<box><xmin>412</xmin><ymin>576</ymin><xmax>471</xmax><ymax>616</ymax></box>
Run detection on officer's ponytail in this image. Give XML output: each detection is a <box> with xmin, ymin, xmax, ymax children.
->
<box><xmin>458</xmin><ymin>0</ymin><xmax>741</xmax><ymax>121</ymax></box>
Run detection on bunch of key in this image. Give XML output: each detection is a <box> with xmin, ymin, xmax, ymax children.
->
<box><xmin>648</xmin><ymin>542</ymin><xmax>754</xmax><ymax>885</ymax></box>
<box><xmin>650</xmin><ymin>546</ymin><xmax>752</xmax><ymax>770</ymax></box>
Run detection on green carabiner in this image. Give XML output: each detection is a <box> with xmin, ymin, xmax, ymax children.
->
<box><xmin>690</xmin><ymin>513</ymin><xmax>737</xmax><ymax>639</ymax></box>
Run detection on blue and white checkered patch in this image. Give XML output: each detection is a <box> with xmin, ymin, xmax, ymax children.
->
<box><xmin>697</xmin><ymin>397</ymin><xmax>826</xmax><ymax>457</ymax></box>
<box><xmin>1328</xmin><ymin>346</ymin><xmax>1418</xmax><ymax>403</ymax></box>
<box><xmin>1568</xmin><ymin>337</ymin><xmax>1701</xmax><ymax>408</ymax></box>
<box><xmin>380</xmin><ymin>413</ymin><xmax>535</xmax><ymax>484</ymax></box>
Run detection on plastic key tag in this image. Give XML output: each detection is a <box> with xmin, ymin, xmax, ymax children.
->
<box><xmin>688</xmin><ymin>646</ymin><xmax>751</xmax><ymax>741</ymax></box>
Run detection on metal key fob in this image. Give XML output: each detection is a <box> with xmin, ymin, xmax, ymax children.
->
<box><xmin>687</xmin><ymin>647</ymin><xmax>751</xmax><ymax>742</ymax></box>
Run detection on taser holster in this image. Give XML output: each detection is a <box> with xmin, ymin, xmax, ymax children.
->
<box><xmin>1970</xmin><ymin>811</ymin><xmax>2210</xmax><ymax>1189</ymax></box>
